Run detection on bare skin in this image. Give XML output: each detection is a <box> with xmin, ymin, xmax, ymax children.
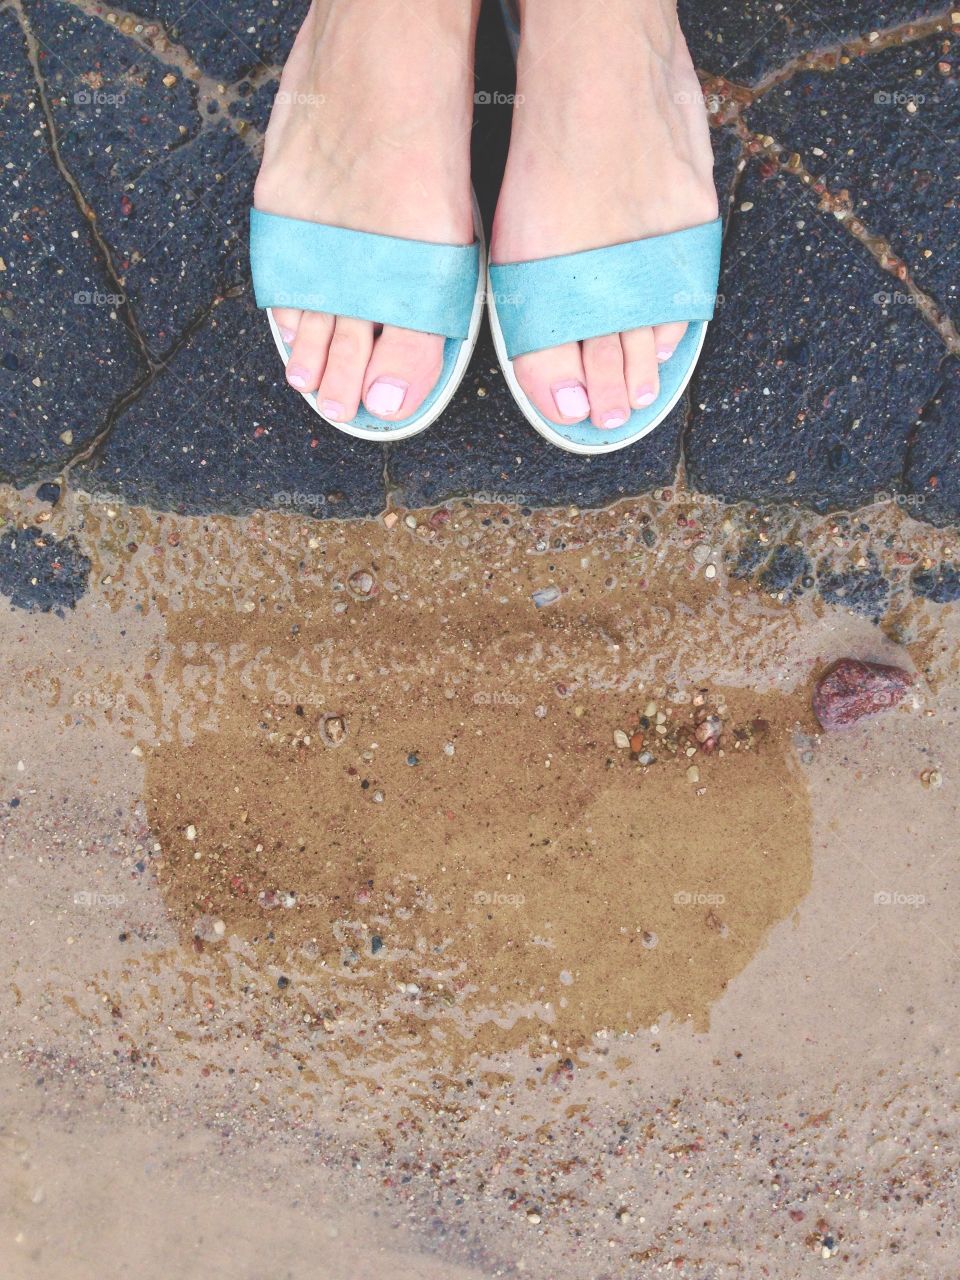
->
<box><xmin>256</xmin><ymin>0</ymin><xmax>717</xmax><ymax>429</ymax></box>
<box><xmin>254</xmin><ymin>0</ymin><xmax>480</xmax><ymax>423</ymax></box>
<box><xmin>492</xmin><ymin>0</ymin><xmax>718</xmax><ymax>430</ymax></box>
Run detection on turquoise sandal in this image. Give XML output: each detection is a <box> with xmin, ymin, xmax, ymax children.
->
<box><xmin>490</xmin><ymin>0</ymin><xmax>721</xmax><ymax>456</ymax></box>
<box><xmin>250</xmin><ymin>199</ymin><xmax>485</xmax><ymax>442</ymax></box>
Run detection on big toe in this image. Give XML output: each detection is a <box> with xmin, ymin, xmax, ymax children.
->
<box><xmin>513</xmin><ymin>343</ymin><xmax>590</xmax><ymax>426</ymax></box>
<box><xmin>362</xmin><ymin>326</ymin><xmax>445</xmax><ymax>422</ymax></box>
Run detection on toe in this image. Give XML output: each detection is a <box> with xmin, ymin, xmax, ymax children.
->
<box><xmin>652</xmin><ymin>322</ymin><xmax>689</xmax><ymax>364</ymax></box>
<box><xmin>272</xmin><ymin>307</ymin><xmax>303</xmax><ymax>347</ymax></box>
<box><xmin>582</xmin><ymin>333</ymin><xmax>630</xmax><ymax>430</ymax></box>
<box><xmin>622</xmin><ymin>327</ymin><xmax>660</xmax><ymax>410</ymax></box>
<box><xmin>286</xmin><ymin>311</ymin><xmax>335</xmax><ymax>393</ymax></box>
<box><xmin>315</xmin><ymin>316</ymin><xmax>375</xmax><ymax>421</ymax></box>
<box><xmin>362</xmin><ymin>325</ymin><xmax>444</xmax><ymax>421</ymax></box>
<box><xmin>513</xmin><ymin>343</ymin><xmax>590</xmax><ymax>425</ymax></box>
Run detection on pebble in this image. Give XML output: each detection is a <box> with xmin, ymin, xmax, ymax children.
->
<box><xmin>532</xmin><ymin>585</ymin><xmax>561</xmax><ymax>608</ymax></box>
<box><xmin>347</xmin><ymin>570</ymin><xmax>377</xmax><ymax>600</ymax></box>
<box><xmin>406</xmin><ymin>752</ymin><xmax>420</xmax><ymax>766</ymax></box>
<box><xmin>404</xmin><ymin>515</ymin><xmax>418</xmax><ymax>529</ymax></box>
<box><xmin>443</xmin><ymin>742</ymin><xmax>455</xmax><ymax>756</ymax></box>
<box><xmin>641</xmin><ymin>932</ymin><xmax>658</xmax><ymax>949</ymax></box>
<box><xmin>687</xmin><ymin>765</ymin><xmax>700</xmax><ymax>783</ymax></box>
<box><xmin>212</xmin><ymin>919</ymin><xmax>226</xmax><ymax>937</ymax></box>
<box><xmin>185</xmin><ymin>824</ymin><xmax>197</xmax><ymax>841</ymax></box>
<box><xmin>638</xmin><ymin>751</ymin><xmax>656</xmax><ymax>766</ymax></box>
<box><xmin>320</xmin><ymin>714</ymin><xmax>347</xmax><ymax>747</ymax></box>
<box><xmin>383</xmin><ymin>512</ymin><xmax>398</xmax><ymax>530</ymax></box>
<box><xmin>813</xmin><ymin>658</ymin><xmax>912</xmax><ymax>732</ymax></box>
<box><xmin>704</xmin><ymin>564</ymin><xmax>717</xmax><ymax>580</ymax></box>
<box><xmin>613</xmin><ymin>730</ymin><xmax>631</xmax><ymax>750</ymax></box>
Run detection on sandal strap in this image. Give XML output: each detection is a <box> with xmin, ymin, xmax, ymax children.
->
<box><xmin>250</xmin><ymin>209</ymin><xmax>481</xmax><ymax>340</ymax></box>
<box><xmin>489</xmin><ymin>218</ymin><xmax>722</xmax><ymax>359</ymax></box>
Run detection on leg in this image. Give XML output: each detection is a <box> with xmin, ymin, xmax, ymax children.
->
<box><xmin>491</xmin><ymin>0</ymin><xmax>718</xmax><ymax>428</ymax></box>
<box><xmin>255</xmin><ymin>0</ymin><xmax>481</xmax><ymax>421</ymax></box>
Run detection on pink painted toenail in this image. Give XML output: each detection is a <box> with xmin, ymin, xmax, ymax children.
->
<box><xmin>367</xmin><ymin>377</ymin><xmax>407</xmax><ymax>417</ymax></box>
<box><xmin>656</xmin><ymin>347</ymin><xmax>675</xmax><ymax>362</ymax></box>
<box><xmin>321</xmin><ymin>399</ymin><xmax>346</xmax><ymax>421</ymax></box>
<box><xmin>279</xmin><ymin>327</ymin><xmax>297</xmax><ymax>344</ymax></box>
<box><xmin>553</xmin><ymin>383</ymin><xmax>590</xmax><ymax>420</ymax></box>
<box><xmin>635</xmin><ymin>387</ymin><xmax>657</xmax><ymax>408</ymax></box>
<box><xmin>602</xmin><ymin>412</ymin><xmax>628</xmax><ymax>430</ymax></box>
<box><xmin>287</xmin><ymin>366</ymin><xmax>310</xmax><ymax>390</ymax></box>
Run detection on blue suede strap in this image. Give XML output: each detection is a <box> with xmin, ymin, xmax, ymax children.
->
<box><xmin>249</xmin><ymin>209</ymin><xmax>480</xmax><ymax>340</ymax></box>
<box><xmin>489</xmin><ymin>218</ymin><xmax>723</xmax><ymax>359</ymax></box>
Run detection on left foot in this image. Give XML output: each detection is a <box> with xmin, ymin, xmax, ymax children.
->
<box><xmin>491</xmin><ymin>0</ymin><xmax>718</xmax><ymax>430</ymax></box>
<box><xmin>254</xmin><ymin>0</ymin><xmax>478</xmax><ymax>423</ymax></box>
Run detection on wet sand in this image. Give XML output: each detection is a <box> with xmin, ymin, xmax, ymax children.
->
<box><xmin>1</xmin><ymin>486</ymin><xmax>958</xmax><ymax>1276</ymax></box>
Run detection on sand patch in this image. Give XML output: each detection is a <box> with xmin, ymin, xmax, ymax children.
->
<box><xmin>140</xmin><ymin>507</ymin><xmax>815</xmax><ymax>1060</ymax></box>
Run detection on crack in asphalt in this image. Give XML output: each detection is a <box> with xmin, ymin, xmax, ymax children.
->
<box><xmin>10</xmin><ymin>0</ymin><xmax>156</xmax><ymax>373</ymax></box>
<box><xmin>8</xmin><ymin>0</ymin><xmax>960</xmax><ymax>521</ymax></box>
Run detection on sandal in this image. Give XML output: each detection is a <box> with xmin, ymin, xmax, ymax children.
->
<box><xmin>489</xmin><ymin>0</ymin><xmax>721</xmax><ymax>456</ymax></box>
<box><xmin>250</xmin><ymin>198</ymin><xmax>485</xmax><ymax>442</ymax></box>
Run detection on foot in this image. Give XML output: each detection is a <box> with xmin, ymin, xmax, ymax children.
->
<box><xmin>254</xmin><ymin>0</ymin><xmax>478</xmax><ymax>423</ymax></box>
<box><xmin>491</xmin><ymin>0</ymin><xmax>718</xmax><ymax>431</ymax></box>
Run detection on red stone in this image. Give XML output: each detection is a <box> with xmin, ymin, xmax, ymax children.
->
<box><xmin>812</xmin><ymin>658</ymin><xmax>912</xmax><ymax>732</ymax></box>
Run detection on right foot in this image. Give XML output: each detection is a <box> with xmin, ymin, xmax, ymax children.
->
<box><xmin>254</xmin><ymin>0</ymin><xmax>479</xmax><ymax>423</ymax></box>
<box><xmin>492</xmin><ymin>0</ymin><xmax>718</xmax><ymax>431</ymax></box>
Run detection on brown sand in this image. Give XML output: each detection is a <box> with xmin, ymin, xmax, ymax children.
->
<box><xmin>136</xmin><ymin>508</ymin><xmax>815</xmax><ymax>1060</ymax></box>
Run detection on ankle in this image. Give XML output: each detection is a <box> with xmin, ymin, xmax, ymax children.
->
<box><xmin>517</xmin><ymin>0</ymin><xmax>679</xmax><ymax>62</ymax></box>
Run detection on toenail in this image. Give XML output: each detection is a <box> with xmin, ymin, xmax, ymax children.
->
<box><xmin>367</xmin><ymin>377</ymin><xmax>408</xmax><ymax>417</ymax></box>
<box><xmin>602</xmin><ymin>412</ymin><xmax>628</xmax><ymax>430</ymax></box>
<box><xmin>287</xmin><ymin>365</ymin><xmax>310</xmax><ymax>390</ymax></box>
<box><xmin>656</xmin><ymin>347</ymin><xmax>675</xmax><ymax>362</ymax></box>
<box><xmin>321</xmin><ymin>398</ymin><xmax>346</xmax><ymax>421</ymax></box>
<box><xmin>635</xmin><ymin>387</ymin><xmax>657</xmax><ymax>408</ymax></box>
<box><xmin>553</xmin><ymin>383</ymin><xmax>590</xmax><ymax>420</ymax></box>
<box><xmin>279</xmin><ymin>327</ymin><xmax>297</xmax><ymax>345</ymax></box>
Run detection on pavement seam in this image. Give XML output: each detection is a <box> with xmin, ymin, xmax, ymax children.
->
<box><xmin>56</xmin><ymin>286</ymin><xmax>244</xmax><ymax>491</ymax></box>
<box><xmin>734</xmin><ymin>128</ymin><xmax>960</xmax><ymax>360</ymax></box>
<box><xmin>10</xmin><ymin>0</ymin><xmax>155</xmax><ymax>373</ymax></box>
<box><xmin>714</xmin><ymin>6</ymin><xmax>957</xmax><ymax>97</ymax></box>
<box><xmin>62</xmin><ymin>0</ymin><xmax>278</xmax><ymax>150</ymax></box>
